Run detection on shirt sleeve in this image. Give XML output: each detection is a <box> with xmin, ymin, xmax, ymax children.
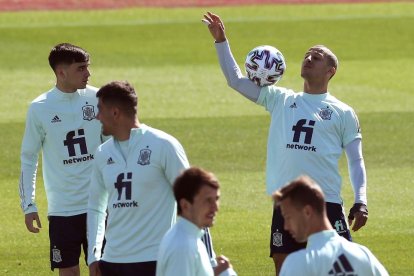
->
<box><xmin>19</xmin><ymin>105</ymin><xmax>44</xmax><ymax>214</ymax></box>
<box><xmin>345</xmin><ymin>139</ymin><xmax>367</xmax><ymax>204</ymax></box>
<box><xmin>359</xmin><ymin>246</ymin><xmax>389</xmax><ymax>276</ymax></box>
<box><xmin>162</xmin><ymin>138</ymin><xmax>190</xmax><ymax>186</ymax></box>
<box><xmin>87</xmin><ymin>152</ymin><xmax>108</xmax><ymax>265</ymax></box>
<box><xmin>215</xmin><ymin>41</ymin><xmax>261</xmax><ymax>102</ymax></box>
<box><xmin>342</xmin><ymin>108</ymin><xmax>362</xmax><ymax>147</ymax></box>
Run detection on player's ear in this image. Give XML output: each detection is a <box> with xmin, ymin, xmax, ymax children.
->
<box><xmin>303</xmin><ymin>205</ymin><xmax>313</xmax><ymax>218</ymax></box>
<box><xmin>328</xmin><ymin>66</ymin><xmax>336</xmax><ymax>79</ymax></box>
<box><xmin>112</xmin><ymin>106</ymin><xmax>120</xmax><ymax>118</ymax></box>
<box><xmin>55</xmin><ymin>64</ymin><xmax>66</xmax><ymax>79</ymax></box>
<box><xmin>179</xmin><ymin>198</ymin><xmax>191</xmax><ymax>213</ymax></box>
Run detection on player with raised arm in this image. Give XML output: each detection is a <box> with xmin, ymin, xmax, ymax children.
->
<box><xmin>19</xmin><ymin>43</ymin><xmax>103</xmax><ymax>275</ymax></box>
<box><xmin>203</xmin><ymin>12</ymin><xmax>368</xmax><ymax>275</ymax></box>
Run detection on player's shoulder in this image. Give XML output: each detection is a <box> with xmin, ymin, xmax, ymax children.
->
<box><xmin>325</xmin><ymin>93</ymin><xmax>355</xmax><ymax>112</ymax></box>
<box><xmin>281</xmin><ymin>249</ymin><xmax>309</xmax><ymax>274</ymax></box>
<box><xmin>265</xmin><ymin>85</ymin><xmax>295</xmax><ymax>96</ymax></box>
<box><xmin>30</xmin><ymin>87</ymin><xmax>56</xmax><ymax>104</ymax></box>
<box><xmin>141</xmin><ymin>124</ymin><xmax>181</xmax><ymax>145</ymax></box>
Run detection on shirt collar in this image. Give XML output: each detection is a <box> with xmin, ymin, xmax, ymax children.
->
<box><xmin>177</xmin><ymin>217</ymin><xmax>205</xmax><ymax>239</ymax></box>
<box><xmin>307</xmin><ymin>229</ymin><xmax>338</xmax><ymax>248</ymax></box>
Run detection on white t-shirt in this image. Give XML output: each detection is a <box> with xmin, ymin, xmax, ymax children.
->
<box><xmin>280</xmin><ymin>230</ymin><xmax>388</xmax><ymax>276</ymax></box>
<box><xmin>19</xmin><ymin>85</ymin><xmax>102</xmax><ymax>215</ymax></box>
<box><xmin>156</xmin><ymin>217</ymin><xmax>214</xmax><ymax>276</ymax></box>
<box><xmin>257</xmin><ymin>87</ymin><xmax>361</xmax><ymax>203</ymax></box>
<box><xmin>87</xmin><ymin>125</ymin><xmax>189</xmax><ymax>264</ymax></box>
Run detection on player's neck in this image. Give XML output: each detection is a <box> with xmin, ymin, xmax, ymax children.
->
<box><xmin>303</xmin><ymin>81</ymin><xmax>328</xmax><ymax>95</ymax></box>
<box><xmin>55</xmin><ymin>82</ymin><xmax>77</xmax><ymax>93</ymax></box>
<box><xmin>308</xmin><ymin>217</ymin><xmax>333</xmax><ymax>237</ymax></box>
<box><xmin>114</xmin><ymin>118</ymin><xmax>140</xmax><ymax>141</ymax></box>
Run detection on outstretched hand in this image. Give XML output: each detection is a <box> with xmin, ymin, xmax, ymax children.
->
<box><xmin>202</xmin><ymin>12</ymin><xmax>227</xmax><ymax>43</ymax></box>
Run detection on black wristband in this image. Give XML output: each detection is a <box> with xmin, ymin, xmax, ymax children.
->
<box><xmin>348</xmin><ymin>203</ymin><xmax>368</xmax><ymax>220</ymax></box>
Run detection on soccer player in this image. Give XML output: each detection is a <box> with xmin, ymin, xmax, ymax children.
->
<box><xmin>274</xmin><ymin>176</ymin><xmax>388</xmax><ymax>276</ymax></box>
<box><xmin>156</xmin><ymin>167</ymin><xmax>236</xmax><ymax>276</ymax></box>
<box><xmin>19</xmin><ymin>43</ymin><xmax>103</xmax><ymax>275</ymax></box>
<box><xmin>203</xmin><ymin>12</ymin><xmax>368</xmax><ymax>274</ymax></box>
<box><xmin>87</xmin><ymin>81</ymin><xmax>191</xmax><ymax>276</ymax></box>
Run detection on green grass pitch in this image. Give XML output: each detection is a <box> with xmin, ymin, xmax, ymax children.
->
<box><xmin>0</xmin><ymin>2</ymin><xmax>413</xmax><ymax>275</ymax></box>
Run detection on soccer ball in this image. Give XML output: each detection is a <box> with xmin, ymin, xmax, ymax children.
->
<box><xmin>245</xmin><ymin>45</ymin><xmax>286</xmax><ymax>87</ymax></box>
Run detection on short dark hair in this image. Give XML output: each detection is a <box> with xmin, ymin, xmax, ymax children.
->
<box><xmin>48</xmin><ymin>43</ymin><xmax>89</xmax><ymax>71</ymax></box>
<box><xmin>96</xmin><ymin>81</ymin><xmax>138</xmax><ymax>117</ymax></box>
<box><xmin>273</xmin><ymin>175</ymin><xmax>326</xmax><ymax>215</ymax></box>
<box><xmin>174</xmin><ymin>167</ymin><xmax>220</xmax><ymax>215</ymax></box>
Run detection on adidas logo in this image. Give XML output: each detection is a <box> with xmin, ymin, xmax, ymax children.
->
<box><xmin>328</xmin><ymin>254</ymin><xmax>355</xmax><ymax>275</ymax></box>
<box><xmin>107</xmin><ymin>157</ymin><xmax>115</xmax><ymax>165</ymax></box>
<box><xmin>51</xmin><ymin>115</ymin><xmax>61</xmax><ymax>123</ymax></box>
<box><xmin>289</xmin><ymin>102</ymin><xmax>297</xmax><ymax>108</ymax></box>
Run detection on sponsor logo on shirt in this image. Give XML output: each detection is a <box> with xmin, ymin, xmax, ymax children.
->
<box><xmin>51</xmin><ymin>115</ymin><xmax>61</xmax><ymax>123</ymax></box>
<box><xmin>286</xmin><ymin>119</ymin><xmax>317</xmax><ymax>152</ymax></box>
<box><xmin>112</xmin><ymin>172</ymin><xmax>139</xmax><ymax>209</ymax></box>
<box><xmin>62</xmin><ymin>129</ymin><xmax>94</xmax><ymax>164</ymax></box>
<box><xmin>63</xmin><ymin>154</ymin><xmax>94</xmax><ymax>165</ymax></box>
<box><xmin>328</xmin><ymin>254</ymin><xmax>355</xmax><ymax>275</ymax></box>
<box><xmin>107</xmin><ymin>157</ymin><xmax>115</xmax><ymax>165</ymax></box>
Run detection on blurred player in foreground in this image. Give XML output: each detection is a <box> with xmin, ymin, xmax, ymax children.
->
<box><xmin>157</xmin><ymin>167</ymin><xmax>236</xmax><ymax>276</ymax></box>
<box><xmin>274</xmin><ymin>175</ymin><xmax>388</xmax><ymax>276</ymax></box>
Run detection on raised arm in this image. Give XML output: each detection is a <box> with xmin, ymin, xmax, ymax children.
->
<box><xmin>203</xmin><ymin>12</ymin><xmax>261</xmax><ymax>102</ymax></box>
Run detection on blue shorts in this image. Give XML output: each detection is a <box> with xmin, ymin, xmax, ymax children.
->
<box><xmin>99</xmin><ymin>260</ymin><xmax>156</xmax><ymax>276</ymax></box>
<box><xmin>270</xmin><ymin>202</ymin><xmax>352</xmax><ymax>255</ymax></box>
<box><xmin>49</xmin><ymin>213</ymin><xmax>87</xmax><ymax>270</ymax></box>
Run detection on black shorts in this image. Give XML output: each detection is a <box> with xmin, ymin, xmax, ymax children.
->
<box><xmin>99</xmin><ymin>260</ymin><xmax>156</xmax><ymax>276</ymax></box>
<box><xmin>270</xmin><ymin>202</ymin><xmax>352</xmax><ymax>255</ymax></box>
<box><xmin>49</xmin><ymin>213</ymin><xmax>87</xmax><ymax>271</ymax></box>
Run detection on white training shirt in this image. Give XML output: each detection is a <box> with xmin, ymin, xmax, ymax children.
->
<box><xmin>257</xmin><ymin>87</ymin><xmax>362</xmax><ymax>203</ymax></box>
<box><xmin>87</xmin><ymin>125</ymin><xmax>189</xmax><ymax>264</ymax></box>
<box><xmin>156</xmin><ymin>217</ymin><xmax>214</xmax><ymax>276</ymax></box>
<box><xmin>19</xmin><ymin>85</ymin><xmax>102</xmax><ymax>215</ymax></box>
<box><xmin>280</xmin><ymin>230</ymin><xmax>389</xmax><ymax>276</ymax></box>
<box><xmin>215</xmin><ymin>41</ymin><xmax>367</xmax><ymax>204</ymax></box>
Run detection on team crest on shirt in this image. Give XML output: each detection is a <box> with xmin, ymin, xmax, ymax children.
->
<box><xmin>137</xmin><ymin>147</ymin><xmax>151</xmax><ymax>166</ymax></box>
<box><xmin>82</xmin><ymin>104</ymin><xmax>96</xmax><ymax>121</ymax></box>
<box><xmin>273</xmin><ymin>230</ymin><xmax>283</xmax><ymax>247</ymax></box>
<box><xmin>52</xmin><ymin>247</ymin><xmax>62</xmax><ymax>263</ymax></box>
<box><xmin>319</xmin><ymin>106</ymin><xmax>333</xmax><ymax>120</ymax></box>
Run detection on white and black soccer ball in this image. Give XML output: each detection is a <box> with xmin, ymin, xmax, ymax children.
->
<box><xmin>245</xmin><ymin>45</ymin><xmax>286</xmax><ymax>87</ymax></box>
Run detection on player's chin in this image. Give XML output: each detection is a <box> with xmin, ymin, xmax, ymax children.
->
<box><xmin>204</xmin><ymin>217</ymin><xmax>215</xmax><ymax>227</ymax></box>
